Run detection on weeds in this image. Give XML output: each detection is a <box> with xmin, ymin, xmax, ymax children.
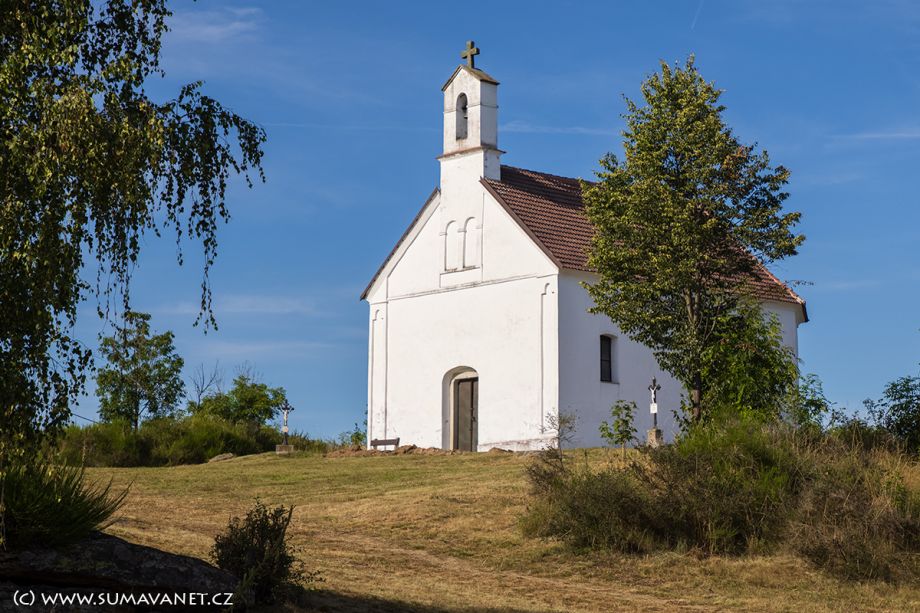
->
<box><xmin>1</xmin><ymin>457</ymin><xmax>126</xmax><ymax>549</ymax></box>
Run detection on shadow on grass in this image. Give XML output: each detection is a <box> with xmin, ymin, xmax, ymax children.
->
<box><xmin>278</xmin><ymin>587</ymin><xmax>539</xmax><ymax>613</ymax></box>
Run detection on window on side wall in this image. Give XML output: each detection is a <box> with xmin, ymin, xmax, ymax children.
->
<box><xmin>600</xmin><ymin>335</ymin><xmax>614</xmax><ymax>383</ymax></box>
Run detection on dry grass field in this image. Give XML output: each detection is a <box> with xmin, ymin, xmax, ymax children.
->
<box><xmin>89</xmin><ymin>450</ymin><xmax>920</xmax><ymax>612</ymax></box>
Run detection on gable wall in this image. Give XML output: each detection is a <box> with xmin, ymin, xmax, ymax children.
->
<box><xmin>366</xmin><ymin>186</ymin><xmax>560</xmax><ymax>450</ymax></box>
<box><xmin>383</xmin><ymin>184</ymin><xmax>556</xmax><ymax>299</ymax></box>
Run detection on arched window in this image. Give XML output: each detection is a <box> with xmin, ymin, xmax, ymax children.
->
<box><xmin>462</xmin><ymin>217</ymin><xmax>479</xmax><ymax>268</ymax></box>
<box><xmin>600</xmin><ymin>335</ymin><xmax>615</xmax><ymax>383</ymax></box>
<box><xmin>455</xmin><ymin>93</ymin><xmax>468</xmax><ymax>140</ymax></box>
<box><xmin>444</xmin><ymin>221</ymin><xmax>460</xmax><ymax>270</ymax></box>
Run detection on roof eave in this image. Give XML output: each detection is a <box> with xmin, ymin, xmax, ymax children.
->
<box><xmin>441</xmin><ymin>64</ymin><xmax>500</xmax><ymax>91</ymax></box>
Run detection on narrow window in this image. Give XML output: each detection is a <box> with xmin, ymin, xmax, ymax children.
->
<box><xmin>444</xmin><ymin>221</ymin><xmax>460</xmax><ymax>270</ymax></box>
<box><xmin>455</xmin><ymin>93</ymin><xmax>468</xmax><ymax>140</ymax></box>
<box><xmin>600</xmin><ymin>335</ymin><xmax>613</xmax><ymax>382</ymax></box>
<box><xmin>462</xmin><ymin>217</ymin><xmax>478</xmax><ymax>268</ymax></box>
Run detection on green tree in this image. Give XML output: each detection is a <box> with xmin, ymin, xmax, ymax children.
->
<box><xmin>865</xmin><ymin>372</ymin><xmax>920</xmax><ymax>453</ymax></box>
<box><xmin>191</xmin><ymin>369</ymin><xmax>287</xmax><ymax>425</ymax></box>
<box><xmin>699</xmin><ymin>301</ymin><xmax>798</xmax><ymax>423</ymax></box>
<box><xmin>583</xmin><ymin>57</ymin><xmax>803</xmax><ymax>424</ymax></box>
<box><xmin>96</xmin><ymin>312</ymin><xmax>185</xmax><ymax>431</ymax></box>
<box><xmin>785</xmin><ymin>373</ymin><xmax>835</xmax><ymax>431</ymax></box>
<box><xmin>0</xmin><ymin>1</ymin><xmax>265</xmax><ymax>452</ymax></box>
<box><xmin>599</xmin><ymin>400</ymin><xmax>637</xmax><ymax>458</ymax></box>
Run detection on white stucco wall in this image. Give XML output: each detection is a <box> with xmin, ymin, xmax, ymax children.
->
<box><xmin>558</xmin><ymin>271</ymin><xmax>685</xmax><ymax>447</ymax></box>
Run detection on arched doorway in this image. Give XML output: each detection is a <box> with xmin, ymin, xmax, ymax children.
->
<box><xmin>443</xmin><ymin>367</ymin><xmax>478</xmax><ymax>451</ymax></box>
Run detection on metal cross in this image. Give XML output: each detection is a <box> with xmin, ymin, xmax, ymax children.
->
<box><xmin>649</xmin><ymin>377</ymin><xmax>662</xmax><ymax>429</ymax></box>
<box><xmin>648</xmin><ymin>377</ymin><xmax>661</xmax><ymax>404</ymax></box>
<box><xmin>460</xmin><ymin>40</ymin><xmax>480</xmax><ymax>69</ymax></box>
<box><xmin>281</xmin><ymin>401</ymin><xmax>294</xmax><ymax>446</ymax></box>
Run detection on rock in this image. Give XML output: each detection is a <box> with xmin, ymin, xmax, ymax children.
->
<box><xmin>0</xmin><ymin>532</ymin><xmax>240</xmax><ymax>611</ymax></box>
<box><xmin>487</xmin><ymin>447</ymin><xmax>513</xmax><ymax>454</ymax></box>
<box><xmin>393</xmin><ymin>444</ymin><xmax>418</xmax><ymax>455</ymax></box>
<box><xmin>207</xmin><ymin>452</ymin><xmax>235</xmax><ymax>463</ymax></box>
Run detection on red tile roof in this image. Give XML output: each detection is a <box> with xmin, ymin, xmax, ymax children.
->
<box><xmin>483</xmin><ymin>165</ymin><xmax>807</xmax><ymax>316</ymax></box>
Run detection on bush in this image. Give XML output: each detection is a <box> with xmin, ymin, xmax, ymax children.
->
<box><xmin>523</xmin><ymin>457</ymin><xmax>655</xmax><ymax>552</ymax></box>
<box><xmin>286</xmin><ymin>431</ymin><xmax>332</xmax><ymax>454</ymax></box>
<box><xmin>211</xmin><ymin>501</ymin><xmax>320</xmax><ymax>605</ymax></box>
<box><xmin>337</xmin><ymin>420</ymin><xmax>367</xmax><ymax>448</ymax></box>
<box><xmin>523</xmin><ymin>418</ymin><xmax>920</xmax><ymax>581</ymax></box>
<box><xmin>789</xmin><ymin>441</ymin><xmax>920</xmax><ymax>581</ymax></box>
<box><xmin>157</xmin><ymin>415</ymin><xmax>276</xmax><ymax>465</ymax></box>
<box><xmin>699</xmin><ymin>302</ymin><xmax>799</xmax><ymax>424</ymax></box>
<box><xmin>58</xmin><ymin>415</ymin><xmax>332</xmax><ymax>467</ymax></box>
<box><xmin>1</xmin><ymin>456</ymin><xmax>126</xmax><ymax>549</ymax></box>
<box><xmin>865</xmin><ymin>374</ymin><xmax>920</xmax><ymax>454</ymax></box>
<box><xmin>526</xmin><ymin>419</ymin><xmax>803</xmax><ymax>555</ymax></box>
<box><xmin>599</xmin><ymin>400</ymin><xmax>637</xmax><ymax>458</ymax></box>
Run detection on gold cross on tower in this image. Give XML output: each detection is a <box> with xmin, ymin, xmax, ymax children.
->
<box><xmin>460</xmin><ymin>40</ymin><xmax>480</xmax><ymax>69</ymax></box>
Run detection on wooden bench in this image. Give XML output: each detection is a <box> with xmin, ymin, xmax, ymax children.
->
<box><xmin>370</xmin><ymin>437</ymin><xmax>400</xmax><ymax>451</ymax></box>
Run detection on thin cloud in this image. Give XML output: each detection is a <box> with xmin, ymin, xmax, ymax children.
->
<box><xmin>833</xmin><ymin>129</ymin><xmax>920</xmax><ymax>141</ymax></box>
<box><xmin>691</xmin><ymin>0</ymin><xmax>705</xmax><ymax>30</ymax></box>
<box><xmin>796</xmin><ymin>170</ymin><xmax>864</xmax><ymax>187</ymax></box>
<box><xmin>814</xmin><ymin>279</ymin><xmax>884</xmax><ymax>292</ymax></box>
<box><xmin>226</xmin><ymin>7</ymin><xmax>262</xmax><ymax>17</ymax></box>
<box><xmin>186</xmin><ymin>339</ymin><xmax>336</xmax><ymax>360</ymax></box>
<box><xmin>501</xmin><ymin>120</ymin><xmax>614</xmax><ymax>136</ymax></box>
<box><xmin>157</xmin><ymin>294</ymin><xmax>319</xmax><ymax>317</ymax></box>
<box><xmin>261</xmin><ymin>121</ymin><xmax>437</xmax><ymax>133</ymax></box>
<box><xmin>168</xmin><ymin>7</ymin><xmax>263</xmax><ymax>44</ymax></box>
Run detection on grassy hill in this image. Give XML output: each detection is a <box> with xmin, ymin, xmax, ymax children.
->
<box><xmin>89</xmin><ymin>450</ymin><xmax>920</xmax><ymax>612</ymax></box>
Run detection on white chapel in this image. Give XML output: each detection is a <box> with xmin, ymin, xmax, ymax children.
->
<box><xmin>361</xmin><ymin>44</ymin><xmax>807</xmax><ymax>451</ymax></box>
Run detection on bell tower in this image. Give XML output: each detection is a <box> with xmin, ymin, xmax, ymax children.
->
<box><xmin>439</xmin><ymin>41</ymin><xmax>502</xmax><ymax>190</ymax></box>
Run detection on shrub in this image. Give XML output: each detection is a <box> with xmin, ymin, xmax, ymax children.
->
<box><xmin>286</xmin><ymin>431</ymin><xmax>332</xmax><ymax>454</ymax></box>
<box><xmin>599</xmin><ymin>400</ymin><xmax>637</xmax><ymax>458</ymax></box>
<box><xmin>826</xmin><ymin>417</ymin><xmax>899</xmax><ymax>453</ymax></box>
<box><xmin>644</xmin><ymin>420</ymin><xmax>805</xmax><ymax>554</ymax></box>
<box><xmin>699</xmin><ymin>302</ymin><xmax>799</xmax><ymax>424</ymax></box>
<box><xmin>788</xmin><ymin>441</ymin><xmax>920</xmax><ymax>581</ymax></box>
<box><xmin>57</xmin><ymin>419</ymin><xmax>148</xmax><ymax>467</ymax></box>
<box><xmin>865</xmin><ymin>374</ymin><xmax>920</xmax><ymax>454</ymax></box>
<box><xmin>211</xmin><ymin>501</ymin><xmax>320</xmax><ymax>605</ymax></box>
<box><xmin>527</xmin><ymin>419</ymin><xmax>804</xmax><ymax>555</ymax></box>
<box><xmin>523</xmin><ymin>460</ymin><xmax>656</xmax><ymax>552</ymax></box>
<box><xmin>523</xmin><ymin>418</ymin><xmax>920</xmax><ymax>581</ymax></box>
<box><xmin>1</xmin><ymin>457</ymin><xmax>126</xmax><ymax>549</ymax></box>
<box><xmin>58</xmin><ymin>415</ymin><xmax>332</xmax><ymax>467</ymax></box>
<box><xmin>159</xmin><ymin>415</ymin><xmax>273</xmax><ymax>465</ymax></box>
<box><xmin>337</xmin><ymin>419</ymin><xmax>367</xmax><ymax>448</ymax></box>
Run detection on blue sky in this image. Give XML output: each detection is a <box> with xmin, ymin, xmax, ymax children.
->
<box><xmin>72</xmin><ymin>0</ymin><xmax>920</xmax><ymax>437</ymax></box>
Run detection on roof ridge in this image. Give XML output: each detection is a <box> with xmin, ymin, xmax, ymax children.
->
<box><xmin>498</xmin><ymin>164</ymin><xmax>591</xmax><ymax>185</ymax></box>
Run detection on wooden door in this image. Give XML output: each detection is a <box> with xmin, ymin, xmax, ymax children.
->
<box><xmin>454</xmin><ymin>378</ymin><xmax>478</xmax><ymax>451</ymax></box>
